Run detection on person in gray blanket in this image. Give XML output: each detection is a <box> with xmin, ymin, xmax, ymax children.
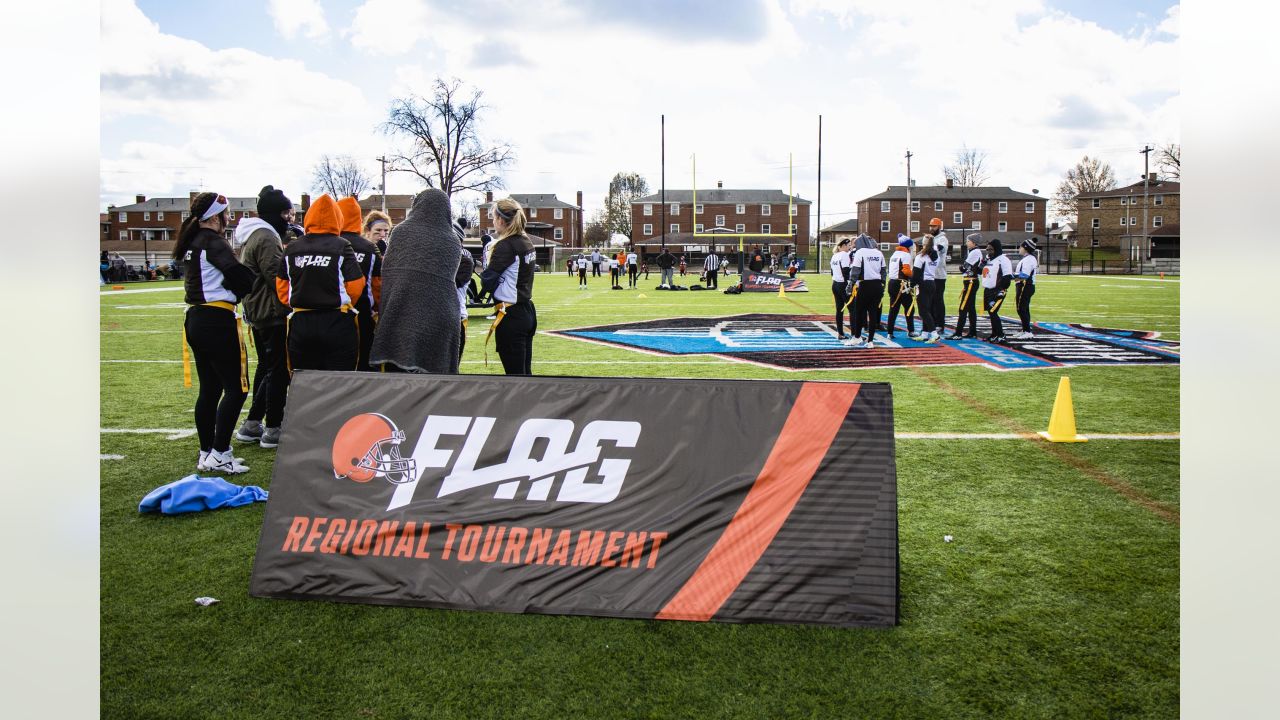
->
<box><xmin>369</xmin><ymin>188</ymin><xmax>466</xmax><ymax>373</ymax></box>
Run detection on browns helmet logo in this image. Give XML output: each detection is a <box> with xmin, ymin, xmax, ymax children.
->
<box><xmin>332</xmin><ymin>413</ymin><xmax>417</xmax><ymax>485</ymax></box>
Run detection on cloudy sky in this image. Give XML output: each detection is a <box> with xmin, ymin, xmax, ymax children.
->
<box><xmin>100</xmin><ymin>0</ymin><xmax>1179</xmax><ymax>226</ymax></box>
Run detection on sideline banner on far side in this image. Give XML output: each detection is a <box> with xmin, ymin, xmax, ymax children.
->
<box><xmin>249</xmin><ymin>372</ymin><xmax>898</xmax><ymax>627</ymax></box>
<box><xmin>741</xmin><ymin>272</ymin><xmax>809</xmax><ymax>292</ymax></box>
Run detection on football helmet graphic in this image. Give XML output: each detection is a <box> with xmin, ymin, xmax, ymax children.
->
<box><xmin>332</xmin><ymin>413</ymin><xmax>417</xmax><ymax>485</ymax></box>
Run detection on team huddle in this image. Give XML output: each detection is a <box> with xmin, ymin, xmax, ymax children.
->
<box><xmin>829</xmin><ymin>217</ymin><xmax>1039</xmax><ymax>347</ymax></box>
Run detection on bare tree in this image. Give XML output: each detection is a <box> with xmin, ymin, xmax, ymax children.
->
<box><xmin>311</xmin><ymin>154</ymin><xmax>373</xmax><ymax>198</ymax></box>
<box><xmin>602</xmin><ymin>171</ymin><xmax>650</xmax><ymax>238</ymax></box>
<box><xmin>584</xmin><ymin>212</ymin><xmax>611</xmax><ymax>247</ymax></box>
<box><xmin>942</xmin><ymin>145</ymin><xmax>991</xmax><ymax>187</ymax></box>
<box><xmin>382</xmin><ymin>77</ymin><xmax>515</xmax><ymax>198</ymax></box>
<box><xmin>1156</xmin><ymin>142</ymin><xmax>1180</xmax><ymax>180</ymax></box>
<box><xmin>1052</xmin><ymin>155</ymin><xmax>1118</xmax><ymax>222</ymax></box>
<box><xmin>454</xmin><ymin>194</ymin><xmax>480</xmax><ymax>232</ymax></box>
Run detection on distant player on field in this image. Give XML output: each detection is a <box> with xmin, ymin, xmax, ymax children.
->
<box><xmin>949</xmin><ymin>233</ymin><xmax>984</xmax><ymax>340</ymax></box>
<box><xmin>1012</xmin><ymin>239</ymin><xmax>1039</xmax><ymax>339</ymax></box>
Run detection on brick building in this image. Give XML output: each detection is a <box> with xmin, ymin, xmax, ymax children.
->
<box><xmin>1075</xmin><ymin>175</ymin><xmax>1180</xmax><ymax>257</ymax></box>
<box><xmin>818</xmin><ymin>218</ymin><xmax>862</xmax><ymax>247</ymax></box>
<box><xmin>358</xmin><ymin>194</ymin><xmax>415</xmax><ymax>225</ymax></box>
<box><xmin>478</xmin><ymin>191</ymin><xmax>584</xmax><ymax>246</ymax></box>
<box><xmin>629</xmin><ymin>187</ymin><xmax>813</xmax><ymax>255</ymax></box>
<box><xmin>857</xmin><ymin>181</ymin><xmax>1048</xmax><ymax>248</ymax></box>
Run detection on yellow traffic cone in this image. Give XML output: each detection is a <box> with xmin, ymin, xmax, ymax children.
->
<box><xmin>778</xmin><ymin>282</ymin><xmax>786</xmax><ymax>298</ymax></box>
<box><xmin>1038</xmin><ymin>376</ymin><xmax>1087</xmax><ymax>442</ymax></box>
<box><xmin>637</xmin><ymin>293</ymin><xmax>648</xmax><ymax>299</ymax></box>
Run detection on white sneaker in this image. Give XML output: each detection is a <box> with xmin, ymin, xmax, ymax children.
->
<box><xmin>197</xmin><ymin>450</ymin><xmax>210</xmax><ymax>472</ymax></box>
<box><xmin>924</xmin><ymin>332</ymin><xmax>941</xmax><ymax>344</ymax></box>
<box><xmin>907</xmin><ymin>333</ymin><xmax>923</xmax><ymax>341</ymax></box>
<box><xmin>844</xmin><ymin>337</ymin><xmax>865</xmax><ymax>348</ymax></box>
<box><xmin>205</xmin><ymin>448</ymin><xmax>250</xmax><ymax>474</ymax></box>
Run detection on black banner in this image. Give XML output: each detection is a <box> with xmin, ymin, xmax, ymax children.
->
<box><xmin>249</xmin><ymin>372</ymin><xmax>898</xmax><ymax>627</ymax></box>
<box><xmin>740</xmin><ymin>272</ymin><xmax>809</xmax><ymax>292</ymax></box>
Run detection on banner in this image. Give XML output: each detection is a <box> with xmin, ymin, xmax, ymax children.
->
<box><xmin>740</xmin><ymin>272</ymin><xmax>809</xmax><ymax>292</ymax></box>
<box><xmin>250</xmin><ymin>372</ymin><xmax>898</xmax><ymax>627</ymax></box>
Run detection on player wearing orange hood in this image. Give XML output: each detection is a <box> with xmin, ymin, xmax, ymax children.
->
<box><xmin>275</xmin><ymin>194</ymin><xmax>366</xmax><ymax>371</ymax></box>
<box><xmin>337</xmin><ymin>196</ymin><xmax>382</xmax><ymax>371</ymax></box>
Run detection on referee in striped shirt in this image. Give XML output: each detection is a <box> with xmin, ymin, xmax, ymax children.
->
<box><xmin>703</xmin><ymin>250</ymin><xmax>721</xmax><ymax>289</ymax></box>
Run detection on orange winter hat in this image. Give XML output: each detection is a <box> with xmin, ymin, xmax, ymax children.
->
<box><xmin>337</xmin><ymin>196</ymin><xmax>363</xmax><ymax>234</ymax></box>
<box><xmin>304</xmin><ymin>194</ymin><xmax>343</xmax><ymax>236</ymax></box>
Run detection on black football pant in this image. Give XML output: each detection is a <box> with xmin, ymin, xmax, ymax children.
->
<box><xmin>933</xmin><ymin>278</ymin><xmax>947</xmax><ymax>335</ymax></box>
<box><xmin>579</xmin><ymin>268</ymin><xmax>587</xmax><ymax>286</ymax></box>
<box><xmin>985</xmin><ymin>288</ymin><xmax>1007</xmax><ymax>338</ymax></box>
<box><xmin>246</xmin><ymin>323</ymin><xmax>289</xmax><ymax>429</ymax></box>
<box><xmin>886</xmin><ymin>279</ymin><xmax>915</xmax><ymax>336</ymax></box>
<box><xmin>355</xmin><ymin>304</ymin><xmax>376</xmax><ymax>372</ymax></box>
<box><xmin>1016</xmin><ymin>281</ymin><xmax>1035</xmax><ymax>332</ymax></box>
<box><xmin>592</xmin><ymin>262</ymin><xmax>601</xmax><ymax>277</ymax></box>
<box><xmin>496</xmin><ymin>301</ymin><xmax>536</xmax><ymax>375</ymax></box>
<box><xmin>853</xmin><ymin>279</ymin><xmax>884</xmax><ymax>340</ymax></box>
<box><xmin>832</xmin><ymin>281</ymin><xmax>850</xmax><ymax>337</ymax></box>
<box><xmin>288</xmin><ymin>309</ymin><xmax>358</xmax><ymax>372</ymax></box>
<box><xmin>954</xmin><ymin>278</ymin><xmax>979</xmax><ymax>336</ymax></box>
<box><xmin>917</xmin><ymin>281</ymin><xmax>938</xmax><ymax>333</ymax></box>
<box><xmin>705</xmin><ymin>269</ymin><xmax>718</xmax><ymax>289</ymax></box>
<box><xmin>628</xmin><ymin>266</ymin><xmax>638</xmax><ymax>287</ymax></box>
<box><xmin>185</xmin><ymin>305</ymin><xmax>248</xmax><ymax>452</ymax></box>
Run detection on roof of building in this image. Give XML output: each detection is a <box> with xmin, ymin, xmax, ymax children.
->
<box><xmin>478</xmin><ymin>193</ymin><xmax>579</xmax><ymax>210</ymax></box>
<box><xmin>1076</xmin><ymin>179</ymin><xmax>1180</xmax><ymax>199</ymax></box>
<box><xmin>358</xmin><ymin>195</ymin><xmax>415</xmax><ymax>210</ymax></box>
<box><xmin>1048</xmin><ymin>223</ymin><xmax>1076</xmax><ymax>236</ymax></box>
<box><xmin>632</xmin><ymin>189</ymin><xmax>812</xmax><ymax>205</ymax></box>
<box><xmin>860</xmin><ymin>185</ymin><xmax>1044</xmax><ymax>203</ymax></box>
<box><xmin>819</xmin><ymin>218</ymin><xmax>861</xmax><ymax>233</ymax></box>
<box><xmin>1149</xmin><ymin>223</ymin><xmax>1180</xmax><ymax>237</ymax></box>
<box><xmin>631</xmin><ymin>231</ymin><xmax>798</xmax><ymax>247</ymax></box>
<box><xmin>108</xmin><ymin>196</ymin><xmax>262</xmax><ymax>213</ymax></box>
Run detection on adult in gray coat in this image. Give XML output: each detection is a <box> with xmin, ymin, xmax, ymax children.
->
<box><xmin>369</xmin><ymin>189</ymin><xmax>464</xmax><ymax>373</ymax></box>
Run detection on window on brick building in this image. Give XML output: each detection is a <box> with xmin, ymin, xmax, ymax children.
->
<box><xmin>1025</xmin><ymin>202</ymin><xmax>1034</xmax><ymax>213</ymax></box>
<box><xmin>910</xmin><ymin>201</ymin><xmax>920</xmax><ymax>212</ymax></box>
<box><xmin>736</xmin><ymin>203</ymin><xmax>745</xmax><ymax>214</ymax></box>
<box><xmin>530</xmin><ymin>208</ymin><xmax>538</xmax><ymax>217</ymax></box>
<box><xmin>1130</xmin><ymin>216</ymin><xmax>1137</xmax><ymax>226</ymax></box>
<box><xmin>1025</xmin><ymin>221</ymin><xmax>1034</xmax><ymax>232</ymax></box>
<box><xmin>998</xmin><ymin>221</ymin><xmax>1008</xmax><ymax>232</ymax></box>
<box><xmin>119</xmin><ymin>230</ymin><xmax>126</xmax><ymax>241</ymax></box>
<box><xmin>789</xmin><ymin>224</ymin><xmax>797</xmax><ymax>234</ymax></box>
<box><xmin>669</xmin><ymin>203</ymin><xmax>678</xmax><ymax>215</ymax></box>
<box><xmin>761</xmin><ymin>223</ymin><xmax>771</xmax><ymax>234</ymax></box>
<box><xmin>934</xmin><ymin>201</ymin><xmax>943</xmax><ymax>211</ymax></box>
<box><xmin>643</xmin><ymin>223</ymin><xmax>652</xmax><ymax>235</ymax></box>
<box><xmin>554</xmin><ymin>208</ymin><xmax>564</xmax><ymax>219</ymax></box>
<box><xmin>181</xmin><ymin>211</ymin><xmax>189</xmax><ymax>220</ymax></box>
<box><xmin>789</xmin><ymin>205</ymin><xmax>797</xmax><ymax>216</ymax></box>
<box><xmin>735</xmin><ymin>223</ymin><xmax>745</xmax><ymax>233</ymax></box>
<box><xmin>157</xmin><ymin>211</ymin><xmax>164</xmax><ymax>221</ymax></box>
<box><xmin>880</xmin><ymin>201</ymin><xmax>890</xmax><ymax>212</ymax></box>
<box><xmin>998</xmin><ymin>201</ymin><xmax>1008</xmax><ymax>213</ymax></box>
<box><xmin>144</xmin><ymin>211</ymin><xmax>150</xmax><ymax>221</ymax></box>
<box><xmin>953</xmin><ymin>212</ymin><xmax>962</xmax><ymax>224</ymax></box>
<box><xmin>1154</xmin><ymin>216</ymin><xmax>1163</xmax><ymax>227</ymax></box>
<box><xmin>910</xmin><ymin>220</ymin><xmax>920</xmax><ymax>232</ymax></box>
<box><xmin>119</xmin><ymin>212</ymin><xmax>127</xmax><ymax>222</ymax></box>
<box><xmin>1120</xmin><ymin>197</ymin><xmax>1128</xmax><ymax>205</ymax></box>
<box><xmin>761</xmin><ymin>204</ymin><xmax>771</xmax><ymax>215</ymax></box>
<box><xmin>881</xmin><ymin>220</ymin><xmax>891</xmax><ymax>232</ymax></box>
<box><xmin>1092</xmin><ymin>198</ymin><xmax>1101</xmax><ymax>208</ymax></box>
<box><xmin>972</xmin><ymin>201</ymin><xmax>981</xmax><ymax>211</ymax></box>
<box><xmin>670</xmin><ymin>224</ymin><xmax>679</xmax><ymax>233</ymax></box>
<box><xmin>643</xmin><ymin>204</ymin><xmax>652</xmax><ymax>216</ymax></box>
<box><xmin>971</xmin><ymin>221</ymin><xmax>981</xmax><ymax>230</ymax></box>
<box><xmin>695</xmin><ymin>203</ymin><xmax>703</xmax><ymax>214</ymax></box>
<box><xmin>554</xmin><ymin>227</ymin><xmax>563</xmax><ymax>240</ymax></box>
<box><xmin>1092</xmin><ymin>218</ymin><xmax>1100</xmax><ymax>229</ymax></box>
<box><xmin>1120</xmin><ymin>217</ymin><xmax>1127</xmax><ymax>226</ymax></box>
<box><xmin>715</xmin><ymin>214</ymin><xmax>725</xmax><ymax>226</ymax></box>
<box><xmin>695</xmin><ymin>223</ymin><xmax>704</xmax><ymax>233</ymax></box>
<box><xmin>1154</xmin><ymin>195</ymin><xmax>1164</xmax><ymax>206</ymax></box>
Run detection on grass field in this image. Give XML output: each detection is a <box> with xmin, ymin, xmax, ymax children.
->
<box><xmin>100</xmin><ymin>271</ymin><xmax>1179</xmax><ymax>718</ymax></box>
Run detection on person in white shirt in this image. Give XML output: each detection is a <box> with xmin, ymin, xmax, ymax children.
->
<box><xmin>927</xmin><ymin>217</ymin><xmax>950</xmax><ymax>336</ymax></box>
<box><xmin>912</xmin><ymin>235</ymin><xmax>941</xmax><ymax>343</ymax></box>
<box><xmin>829</xmin><ymin>237</ymin><xmax>853</xmax><ymax>340</ymax></box>
<box><xmin>608</xmin><ymin>256</ymin><xmax>621</xmax><ymax>288</ymax></box>
<box><xmin>886</xmin><ymin>235</ymin><xmax>916</xmax><ymax>340</ymax></box>
<box><xmin>949</xmin><ymin>233</ymin><xmax>986</xmax><ymax>339</ymax></box>
<box><xmin>1013</xmin><ymin>238</ymin><xmax>1039</xmax><ymax>339</ymax></box>
<box><xmin>576</xmin><ymin>253</ymin><xmax>589</xmax><ymax>289</ymax></box>
<box><xmin>846</xmin><ymin>234</ymin><xmax>886</xmax><ymax>348</ymax></box>
<box><xmin>626</xmin><ymin>250</ymin><xmax>639</xmax><ymax>288</ymax></box>
<box><xmin>590</xmin><ymin>248</ymin><xmax>602</xmax><ymax>277</ymax></box>
<box><xmin>980</xmin><ymin>238</ymin><xmax>1014</xmax><ymax>344</ymax></box>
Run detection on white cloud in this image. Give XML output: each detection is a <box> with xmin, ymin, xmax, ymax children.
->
<box><xmin>349</xmin><ymin>0</ymin><xmax>437</xmax><ymax>55</ymax></box>
<box><xmin>268</xmin><ymin>0</ymin><xmax>331</xmax><ymax>41</ymax></box>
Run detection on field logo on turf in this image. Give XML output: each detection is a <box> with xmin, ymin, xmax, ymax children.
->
<box><xmin>551</xmin><ymin>313</ymin><xmax>1180</xmax><ymax>372</ymax></box>
<box><xmin>334</xmin><ymin>413</ymin><xmax>643</xmax><ymax>511</ymax></box>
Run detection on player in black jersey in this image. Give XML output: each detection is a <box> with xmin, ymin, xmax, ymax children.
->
<box><xmin>176</xmin><ymin>192</ymin><xmax>256</xmax><ymax>474</ymax></box>
<box><xmin>338</xmin><ymin>196</ymin><xmax>383</xmax><ymax>371</ymax></box>
<box><xmin>480</xmin><ymin>197</ymin><xmax>538</xmax><ymax>375</ymax></box>
<box><xmin>276</xmin><ymin>194</ymin><xmax>366</xmax><ymax>371</ymax></box>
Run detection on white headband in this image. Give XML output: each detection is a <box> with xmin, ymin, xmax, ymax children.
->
<box><xmin>200</xmin><ymin>196</ymin><xmax>229</xmax><ymax>221</ymax></box>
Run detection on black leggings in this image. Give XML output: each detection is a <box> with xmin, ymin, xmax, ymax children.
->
<box><xmin>985</xmin><ymin>288</ymin><xmax>1008</xmax><ymax>337</ymax></box>
<box><xmin>886</xmin><ymin>279</ymin><xmax>915</xmax><ymax>336</ymax></box>
<box><xmin>496</xmin><ymin>301</ymin><xmax>536</xmax><ymax>375</ymax></box>
<box><xmin>288</xmin><ymin>309</ymin><xmax>359</xmax><ymax>372</ymax></box>
<box><xmin>246</xmin><ymin>323</ymin><xmax>289</xmax><ymax>428</ymax></box>
<box><xmin>955</xmin><ymin>278</ymin><xmax>979</xmax><ymax>335</ymax></box>
<box><xmin>579</xmin><ymin>268</ymin><xmax>587</xmax><ymax>286</ymax></box>
<box><xmin>355</xmin><ymin>304</ymin><xmax>376</xmax><ymax>372</ymax></box>
<box><xmin>628</xmin><ymin>266</ymin><xmax>638</xmax><ymax>286</ymax></box>
<box><xmin>917</xmin><ymin>281</ymin><xmax>938</xmax><ymax>333</ymax></box>
<box><xmin>832</xmin><ymin>281</ymin><xmax>850</xmax><ymax>337</ymax></box>
<box><xmin>1016</xmin><ymin>281</ymin><xmax>1035</xmax><ymax>332</ymax></box>
<box><xmin>853</xmin><ymin>279</ymin><xmax>884</xmax><ymax>339</ymax></box>
<box><xmin>185</xmin><ymin>305</ymin><xmax>248</xmax><ymax>452</ymax></box>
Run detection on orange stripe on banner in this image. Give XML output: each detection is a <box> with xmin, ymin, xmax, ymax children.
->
<box><xmin>656</xmin><ymin>382</ymin><xmax>860</xmax><ymax>622</ymax></box>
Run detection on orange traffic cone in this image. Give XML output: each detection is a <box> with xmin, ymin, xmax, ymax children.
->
<box><xmin>1038</xmin><ymin>376</ymin><xmax>1087</xmax><ymax>442</ymax></box>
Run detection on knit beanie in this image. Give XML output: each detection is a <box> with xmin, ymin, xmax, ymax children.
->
<box><xmin>257</xmin><ymin>185</ymin><xmax>293</xmax><ymax>238</ymax></box>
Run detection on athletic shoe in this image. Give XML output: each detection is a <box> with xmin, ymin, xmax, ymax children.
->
<box><xmin>924</xmin><ymin>333</ymin><xmax>941</xmax><ymax>344</ymax></box>
<box><xmin>962</xmin><ymin>332</ymin><xmax>978</xmax><ymax>339</ymax></box>
<box><xmin>197</xmin><ymin>450</ymin><xmax>210</xmax><ymax>472</ymax></box>
<box><xmin>837</xmin><ymin>334</ymin><xmax>848</xmax><ymax>340</ymax></box>
<box><xmin>205</xmin><ymin>448</ymin><xmax>250</xmax><ymax>474</ymax></box>
<box><xmin>844</xmin><ymin>337</ymin><xmax>865</xmax><ymax>348</ymax></box>
<box><xmin>1018</xmin><ymin>331</ymin><xmax>1034</xmax><ymax>340</ymax></box>
<box><xmin>945</xmin><ymin>333</ymin><xmax>964</xmax><ymax>340</ymax></box>
<box><xmin>907</xmin><ymin>333</ymin><xmax>923</xmax><ymax>341</ymax></box>
<box><xmin>990</xmin><ymin>335</ymin><xmax>1008</xmax><ymax>345</ymax></box>
<box><xmin>234</xmin><ymin>419</ymin><xmax>263</xmax><ymax>442</ymax></box>
<box><xmin>260</xmin><ymin>427</ymin><xmax>281</xmax><ymax>449</ymax></box>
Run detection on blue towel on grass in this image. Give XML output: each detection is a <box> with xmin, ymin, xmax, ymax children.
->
<box><xmin>139</xmin><ymin>475</ymin><xmax>269</xmax><ymax>515</ymax></box>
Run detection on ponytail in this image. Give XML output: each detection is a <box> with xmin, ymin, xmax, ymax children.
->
<box><xmin>493</xmin><ymin>197</ymin><xmax>527</xmax><ymax>241</ymax></box>
<box><xmin>172</xmin><ymin>192</ymin><xmax>220</xmax><ymax>261</ymax></box>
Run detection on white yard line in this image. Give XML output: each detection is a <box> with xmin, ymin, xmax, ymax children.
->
<box><xmin>101</xmin><ymin>286</ymin><xmax>185</xmax><ymax>295</ymax></box>
<box><xmin>100</xmin><ymin>454</ymin><xmax>125</xmax><ymax>461</ymax></box>
<box><xmin>896</xmin><ymin>432</ymin><xmax>1179</xmax><ymax>440</ymax></box>
<box><xmin>102</xmin><ymin>330</ymin><xmax>170</xmax><ymax>334</ymax></box>
<box><xmin>100</xmin><ymin>428</ymin><xmax>196</xmax><ymax>440</ymax></box>
<box><xmin>103</xmin><ymin>359</ymin><xmax>181</xmax><ymax>363</ymax></box>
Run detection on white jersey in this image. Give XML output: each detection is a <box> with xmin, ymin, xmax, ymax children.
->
<box><xmin>1016</xmin><ymin>254</ymin><xmax>1038</xmax><ymax>284</ymax></box>
<box><xmin>963</xmin><ymin>248</ymin><xmax>985</xmax><ymax>277</ymax></box>
<box><xmin>981</xmin><ymin>253</ymin><xmax>1013</xmax><ymax>290</ymax></box>
<box><xmin>609</xmin><ymin>259</ymin><xmax>619</xmax><ymax>270</ymax></box>
<box><xmin>576</xmin><ymin>257</ymin><xmax>589</xmax><ymax>270</ymax></box>
<box><xmin>829</xmin><ymin>250</ymin><xmax>851</xmax><ymax>282</ymax></box>
<box><xmin>626</xmin><ymin>252</ymin><xmax>638</xmax><ymax>266</ymax></box>
<box><xmin>932</xmin><ymin>232</ymin><xmax>949</xmax><ymax>277</ymax></box>
<box><xmin>851</xmin><ymin>247</ymin><xmax>885</xmax><ymax>281</ymax></box>
<box><xmin>887</xmin><ymin>250</ymin><xmax>912</xmax><ymax>280</ymax></box>
<box><xmin>457</xmin><ymin>285</ymin><xmax>467</xmax><ymax>319</ymax></box>
<box><xmin>914</xmin><ymin>249</ymin><xmax>940</xmax><ymax>281</ymax></box>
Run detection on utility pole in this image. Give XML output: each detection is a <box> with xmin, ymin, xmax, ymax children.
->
<box><xmin>376</xmin><ymin>156</ymin><xmax>388</xmax><ymax>215</ymax></box>
<box><xmin>1140</xmin><ymin>145</ymin><xmax>1152</xmax><ymax>264</ymax></box>
<box><xmin>817</xmin><ymin>114</ymin><xmax>822</xmax><ymax>272</ymax></box>
<box><xmin>660</xmin><ymin>114</ymin><xmax>665</xmax><ymax>252</ymax></box>
<box><xmin>905</xmin><ymin>149</ymin><xmax>914</xmax><ymax>238</ymax></box>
